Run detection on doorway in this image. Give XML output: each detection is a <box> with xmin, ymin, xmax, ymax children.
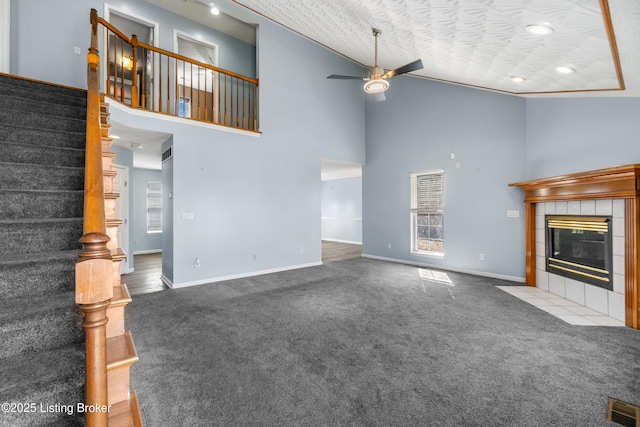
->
<box><xmin>320</xmin><ymin>159</ymin><xmax>363</xmax><ymax>262</ymax></box>
<box><xmin>113</xmin><ymin>164</ymin><xmax>131</xmax><ymax>274</ymax></box>
<box><xmin>104</xmin><ymin>5</ymin><xmax>159</xmax><ymax>109</ymax></box>
<box><xmin>174</xmin><ymin>31</ymin><xmax>219</xmax><ymax>121</ymax></box>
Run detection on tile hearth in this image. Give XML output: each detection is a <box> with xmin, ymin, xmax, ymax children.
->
<box><xmin>497</xmin><ymin>286</ymin><xmax>625</xmax><ymax>327</ymax></box>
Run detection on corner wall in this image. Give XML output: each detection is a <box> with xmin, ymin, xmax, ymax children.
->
<box><xmin>363</xmin><ymin>77</ymin><xmax>527</xmax><ymax>280</ymax></box>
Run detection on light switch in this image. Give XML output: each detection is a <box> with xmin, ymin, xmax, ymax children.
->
<box><xmin>182</xmin><ymin>212</ymin><xmax>194</xmax><ymax>220</ymax></box>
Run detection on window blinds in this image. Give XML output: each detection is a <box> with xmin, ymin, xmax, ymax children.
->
<box><xmin>147</xmin><ymin>181</ymin><xmax>162</xmax><ymax>233</ymax></box>
<box><xmin>411</xmin><ymin>170</ymin><xmax>444</xmax><ymax>213</ymax></box>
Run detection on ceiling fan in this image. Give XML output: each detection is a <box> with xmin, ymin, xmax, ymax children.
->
<box><xmin>327</xmin><ymin>28</ymin><xmax>424</xmax><ymax>96</ymax></box>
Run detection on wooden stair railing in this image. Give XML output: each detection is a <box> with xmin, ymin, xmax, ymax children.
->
<box><xmin>77</xmin><ymin>10</ymin><xmax>142</xmax><ymax>426</ymax></box>
<box><xmin>91</xmin><ymin>8</ymin><xmax>259</xmax><ymax>132</ymax></box>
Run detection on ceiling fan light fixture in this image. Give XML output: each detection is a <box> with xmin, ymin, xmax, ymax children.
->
<box><xmin>511</xmin><ymin>76</ymin><xmax>526</xmax><ymax>83</ymax></box>
<box><xmin>364</xmin><ymin>79</ymin><xmax>389</xmax><ymax>94</ymax></box>
<box><xmin>526</xmin><ymin>24</ymin><xmax>554</xmax><ymax>36</ymax></box>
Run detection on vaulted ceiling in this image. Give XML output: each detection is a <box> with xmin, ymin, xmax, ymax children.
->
<box><xmin>148</xmin><ymin>0</ymin><xmax>640</xmax><ymax>98</ymax></box>
<box><xmin>229</xmin><ymin>0</ymin><xmax>638</xmax><ymax>97</ymax></box>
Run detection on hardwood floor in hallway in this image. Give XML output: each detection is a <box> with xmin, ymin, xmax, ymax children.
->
<box><xmin>322</xmin><ymin>240</ymin><xmax>362</xmax><ymax>263</ymax></box>
<box><xmin>124</xmin><ymin>253</ymin><xmax>168</xmax><ymax>296</ymax></box>
<box><xmin>124</xmin><ymin>241</ymin><xmax>361</xmax><ymax>295</ymax></box>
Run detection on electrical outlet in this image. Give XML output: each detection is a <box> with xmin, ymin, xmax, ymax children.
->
<box><xmin>73</xmin><ymin>46</ymin><xmax>81</xmax><ymax>55</ymax></box>
<box><xmin>479</xmin><ymin>253</ymin><xmax>485</xmax><ymax>261</ymax></box>
<box><xmin>299</xmin><ymin>248</ymin><xmax>304</xmax><ymax>255</ymax></box>
<box><xmin>388</xmin><ymin>244</ymin><xmax>392</xmax><ymax>249</ymax></box>
<box><xmin>194</xmin><ymin>257</ymin><xmax>201</xmax><ymax>267</ymax></box>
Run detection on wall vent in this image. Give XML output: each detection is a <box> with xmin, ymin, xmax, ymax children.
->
<box><xmin>608</xmin><ymin>397</ymin><xmax>640</xmax><ymax>426</ymax></box>
<box><xmin>162</xmin><ymin>146</ymin><xmax>173</xmax><ymax>162</ymax></box>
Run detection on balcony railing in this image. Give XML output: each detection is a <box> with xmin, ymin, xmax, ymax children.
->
<box><xmin>92</xmin><ymin>10</ymin><xmax>259</xmax><ymax>132</ymax></box>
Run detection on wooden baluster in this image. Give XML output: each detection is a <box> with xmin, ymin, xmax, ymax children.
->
<box><xmin>105</xmin><ymin>30</ymin><xmax>111</xmax><ymax>97</ymax></box>
<box><xmin>167</xmin><ymin>54</ymin><xmax>171</xmax><ymax>114</ymax></box>
<box><xmin>253</xmin><ymin>82</ymin><xmax>258</xmax><ymax>131</ymax></box>
<box><xmin>131</xmin><ymin>35</ymin><xmax>139</xmax><ymax>108</ymax></box>
<box><xmin>120</xmin><ymin>38</ymin><xmax>125</xmax><ymax>102</ymax></box>
<box><xmin>197</xmin><ymin>66</ymin><xmax>200</xmax><ymax>120</ymax></box>
<box><xmin>141</xmin><ymin>47</ymin><xmax>146</xmax><ymax>109</ymax></box>
<box><xmin>242</xmin><ymin>80</ymin><xmax>246</xmax><ymax>129</ymax></box>
<box><xmin>158</xmin><ymin>55</ymin><xmax>162</xmax><ymax>113</ymax></box>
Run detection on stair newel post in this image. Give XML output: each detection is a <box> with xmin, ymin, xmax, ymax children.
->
<box><xmin>76</xmin><ymin>8</ymin><xmax>113</xmax><ymax>426</ymax></box>
<box><xmin>131</xmin><ymin>34</ymin><xmax>139</xmax><ymax>108</ymax></box>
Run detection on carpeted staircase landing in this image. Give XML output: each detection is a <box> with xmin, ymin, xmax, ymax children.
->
<box><xmin>0</xmin><ymin>74</ymin><xmax>86</xmax><ymax>426</ymax></box>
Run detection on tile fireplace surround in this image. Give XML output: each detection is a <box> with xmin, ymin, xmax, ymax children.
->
<box><xmin>510</xmin><ymin>165</ymin><xmax>640</xmax><ymax>329</ymax></box>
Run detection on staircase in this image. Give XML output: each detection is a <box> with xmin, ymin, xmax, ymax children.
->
<box><xmin>0</xmin><ymin>74</ymin><xmax>142</xmax><ymax>426</ymax></box>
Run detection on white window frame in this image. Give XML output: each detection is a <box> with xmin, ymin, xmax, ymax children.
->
<box><xmin>410</xmin><ymin>169</ymin><xmax>445</xmax><ymax>258</ymax></box>
<box><xmin>146</xmin><ymin>181</ymin><xmax>162</xmax><ymax>234</ymax></box>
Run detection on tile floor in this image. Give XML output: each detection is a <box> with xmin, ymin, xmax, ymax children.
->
<box><xmin>497</xmin><ymin>285</ymin><xmax>625</xmax><ymax>327</ymax></box>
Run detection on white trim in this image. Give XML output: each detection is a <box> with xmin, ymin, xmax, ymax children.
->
<box><xmin>122</xmin><ymin>266</ymin><xmax>134</xmax><ymax>274</ymax></box>
<box><xmin>161</xmin><ymin>274</ymin><xmax>173</xmax><ymax>288</ymax></box>
<box><xmin>106</xmin><ymin>97</ymin><xmax>261</xmax><ymax>137</ymax></box>
<box><xmin>173</xmin><ymin>30</ymin><xmax>219</xmax><ymax>66</ymax></box>
<box><xmin>0</xmin><ymin>0</ymin><xmax>9</xmax><ymax>73</ymax></box>
<box><xmin>362</xmin><ymin>254</ymin><xmax>525</xmax><ymax>283</ymax></box>
<box><xmin>133</xmin><ymin>249</ymin><xmax>162</xmax><ymax>255</ymax></box>
<box><xmin>168</xmin><ymin>262</ymin><xmax>323</xmax><ymax>289</ymax></box>
<box><xmin>321</xmin><ymin>217</ymin><xmax>363</xmax><ymax>221</ymax></box>
<box><xmin>322</xmin><ymin>238</ymin><xmax>362</xmax><ymax>245</ymax></box>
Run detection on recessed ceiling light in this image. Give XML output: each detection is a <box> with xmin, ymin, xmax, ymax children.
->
<box><xmin>526</xmin><ymin>24</ymin><xmax>554</xmax><ymax>36</ymax></box>
<box><xmin>108</xmin><ymin>134</ymin><xmax>120</xmax><ymax>139</ymax></box>
<box><xmin>555</xmin><ymin>66</ymin><xmax>576</xmax><ymax>74</ymax></box>
<box><xmin>511</xmin><ymin>76</ymin><xmax>526</xmax><ymax>83</ymax></box>
<box><xmin>210</xmin><ymin>5</ymin><xmax>220</xmax><ymax>15</ymax></box>
<box><xmin>130</xmin><ymin>143</ymin><xmax>144</xmax><ymax>149</ymax></box>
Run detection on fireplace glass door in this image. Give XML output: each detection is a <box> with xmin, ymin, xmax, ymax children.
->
<box><xmin>545</xmin><ymin>215</ymin><xmax>612</xmax><ymax>290</ymax></box>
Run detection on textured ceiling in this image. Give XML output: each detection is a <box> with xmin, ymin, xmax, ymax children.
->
<box><xmin>229</xmin><ymin>0</ymin><xmax>640</xmax><ymax>97</ymax></box>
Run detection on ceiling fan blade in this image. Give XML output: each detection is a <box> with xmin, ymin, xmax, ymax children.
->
<box><xmin>327</xmin><ymin>74</ymin><xmax>366</xmax><ymax>80</ymax></box>
<box><xmin>383</xmin><ymin>59</ymin><xmax>424</xmax><ymax>79</ymax></box>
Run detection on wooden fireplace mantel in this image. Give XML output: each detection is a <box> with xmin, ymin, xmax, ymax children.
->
<box><xmin>510</xmin><ymin>164</ymin><xmax>640</xmax><ymax>329</ymax></box>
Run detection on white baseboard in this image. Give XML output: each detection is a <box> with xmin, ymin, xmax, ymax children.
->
<box><xmin>322</xmin><ymin>238</ymin><xmax>363</xmax><ymax>245</ymax></box>
<box><xmin>169</xmin><ymin>262</ymin><xmax>324</xmax><ymax>289</ymax></box>
<box><xmin>161</xmin><ymin>274</ymin><xmax>173</xmax><ymax>288</ymax></box>
<box><xmin>361</xmin><ymin>254</ymin><xmax>525</xmax><ymax>283</ymax></box>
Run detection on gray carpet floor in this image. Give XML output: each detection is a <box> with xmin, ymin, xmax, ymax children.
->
<box><xmin>128</xmin><ymin>258</ymin><xmax>640</xmax><ymax>426</ymax></box>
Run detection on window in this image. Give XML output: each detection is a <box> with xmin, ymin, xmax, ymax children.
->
<box><xmin>411</xmin><ymin>169</ymin><xmax>444</xmax><ymax>255</ymax></box>
<box><xmin>146</xmin><ymin>181</ymin><xmax>162</xmax><ymax>234</ymax></box>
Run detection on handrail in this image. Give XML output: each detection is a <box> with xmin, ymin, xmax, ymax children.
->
<box><xmin>75</xmin><ymin>8</ymin><xmax>113</xmax><ymax>427</ymax></box>
<box><xmin>93</xmin><ymin>9</ymin><xmax>259</xmax><ymax>132</ymax></box>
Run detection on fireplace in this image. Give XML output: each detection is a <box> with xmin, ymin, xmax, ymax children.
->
<box><xmin>509</xmin><ymin>164</ymin><xmax>640</xmax><ymax>329</ymax></box>
<box><xmin>545</xmin><ymin>215</ymin><xmax>612</xmax><ymax>290</ymax></box>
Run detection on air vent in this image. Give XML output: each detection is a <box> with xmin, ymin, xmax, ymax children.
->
<box><xmin>608</xmin><ymin>397</ymin><xmax>640</xmax><ymax>427</ymax></box>
<box><xmin>162</xmin><ymin>146</ymin><xmax>172</xmax><ymax>162</ymax></box>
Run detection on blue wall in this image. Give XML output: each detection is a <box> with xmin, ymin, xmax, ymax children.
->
<box><xmin>364</xmin><ymin>77</ymin><xmax>527</xmax><ymax>280</ymax></box>
<box><xmin>321</xmin><ymin>177</ymin><xmax>362</xmax><ymax>244</ymax></box>
<box><xmin>106</xmin><ymin>5</ymin><xmax>366</xmax><ymax>287</ymax></box>
<box><xmin>526</xmin><ymin>97</ymin><xmax>640</xmax><ymax>179</ymax></box>
<box><xmin>10</xmin><ymin>0</ymin><xmax>255</xmax><ymax>88</ymax></box>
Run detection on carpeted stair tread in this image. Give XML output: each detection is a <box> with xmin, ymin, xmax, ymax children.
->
<box><xmin>0</xmin><ymin>73</ymin><xmax>87</xmax><ymax>103</ymax></box>
<box><xmin>0</xmin><ymin>161</ymin><xmax>83</xmax><ymax>191</ymax></box>
<box><xmin>0</xmin><ymin>345</ymin><xmax>84</xmax><ymax>427</ymax></box>
<box><xmin>0</xmin><ymin>218</ymin><xmax>83</xmax><ymax>256</ymax></box>
<box><xmin>0</xmin><ymin>141</ymin><xmax>84</xmax><ymax>168</ymax></box>
<box><xmin>0</xmin><ymin>189</ymin><xmax>83</xmax><ymax>219</ymax></box>
<box><xmin>0</xmin><ymin>290</ymin><xmax>83</xmax><ymax>359</ymax></box>
<box><xmin>0</xmin><ymin>109</ymin><xmax>85</xmax><ymax>134</ymax></box>
<box><xmin>0</xmin><ymin>250</ymin><xmax>79</xmax><ymax>299</ymax></box>
<box><xmin>0</xmin><ymin>123</ymin><xmax>85</xmax><ymax>150</ymax></box>
<box><xmin>0</xmin><ymin>93</ymin><xmax>87</xmax><ymax>121</ymax></box>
